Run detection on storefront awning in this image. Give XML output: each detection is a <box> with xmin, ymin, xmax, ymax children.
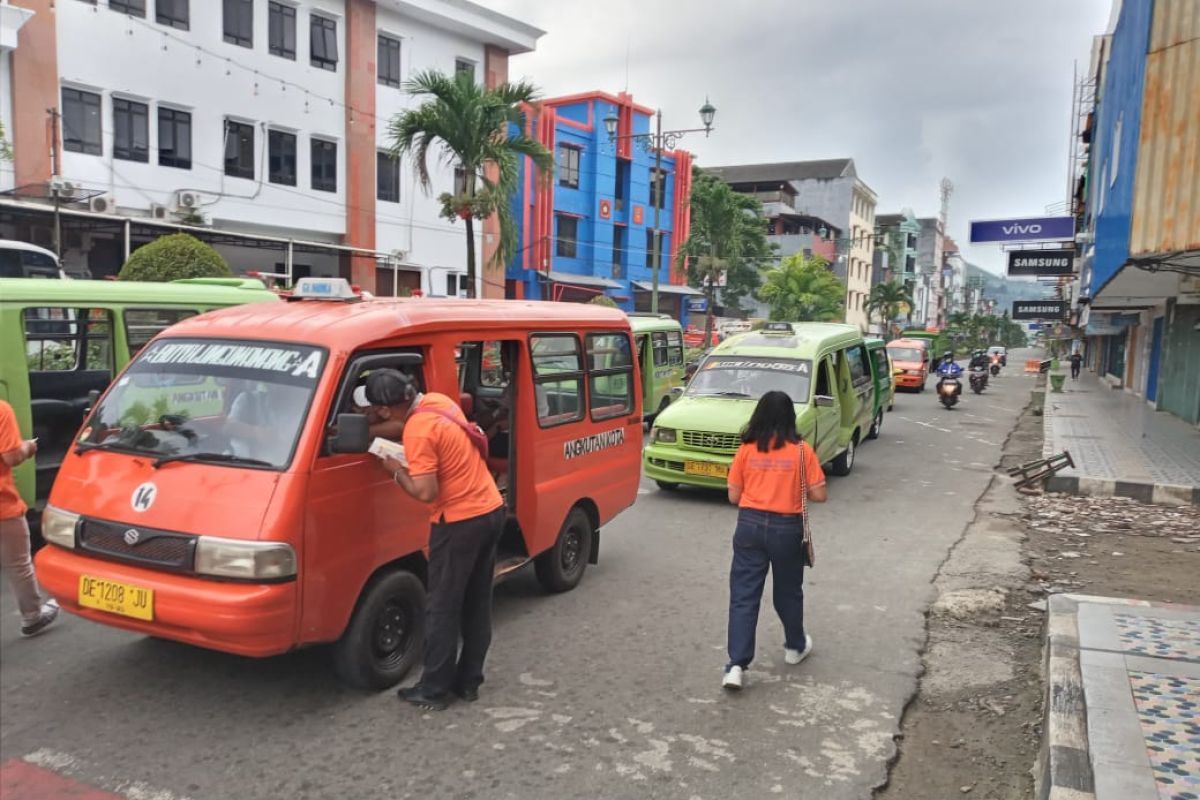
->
<box><xmin>1085</xmin><ymin>312</ymin><xmax>1140</xmax><ymax>336</ymax></box>
<box><xmin>631</xmin><ymin>281</ymin><xmax>704</xmax><ymax>296</ymax></box>
<box><xmin>545</xmin><ymin>271</ymin><xmax>623</xmax><ymax>289</ymax></box>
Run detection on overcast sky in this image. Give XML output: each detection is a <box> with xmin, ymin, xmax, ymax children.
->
<box><xmin>488</xmin><ymin>0</ymin><xmax>1113</xmax><ymax>276</ymax></box>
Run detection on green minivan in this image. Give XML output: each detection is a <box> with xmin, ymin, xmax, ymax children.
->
<box><xmin>864</xmin><ymin>338</ymin><xmax>895</xmax><ymax>440</ymax></box>
<box><xmin>0</xmin><ymin>276</ymin><xmax>279</xmax><ymax>524</ymax></box>
<box><xmin>643</xmin><ymin>321</ymin><xmax>877</xmax><ymax>489</ymax></box>
<box><xmin>629</xmin><ymin>314</ymin><xmax>686</xmax><ymax>423</ymax></box>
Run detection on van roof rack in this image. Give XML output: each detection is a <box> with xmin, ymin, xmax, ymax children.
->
<box><xmin>626</xmin><ymin>312</ymin><xmax>672</xmax><ymax>318</ymax></box>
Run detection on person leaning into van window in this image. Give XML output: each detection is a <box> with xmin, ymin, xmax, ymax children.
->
<box><xmin>366</xmin><ymin>369</ymin><xmax>506</xmax><ymax>711</ymax></box>
<box><xmin>722</xmin><ymin>390</ymin><xmax>827</xmax><ymax>691</ymax></box>
<box><xmin>0</xmin><ymin>400</ymin><xmax>59</xmax><ymax>637</ymax></box>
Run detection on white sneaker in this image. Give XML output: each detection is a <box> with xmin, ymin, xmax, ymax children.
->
<box><xmin>722</xmin><ymin>666</ymin><xmax>744</xmax><ymax>691</ymax></box>
<box><xmin>785</xmin><ymin>634</ymin><xmax>814</xmax><ymax>665</ymax></box>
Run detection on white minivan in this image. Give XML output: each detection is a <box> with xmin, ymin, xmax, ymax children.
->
<box><xmin>0</xmin><ymin>240</ymin><xmax>67</xmax><ymax>279</ymax></box>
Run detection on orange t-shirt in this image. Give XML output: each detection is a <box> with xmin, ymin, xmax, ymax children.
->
<box><xmin>403</xmin><ymin>393</ymin><xmax>503</xmax><ymax>524</ymax></box>
<box><xmin>727</xmin><ymin>439</ymin><xmax>826</xmax><ymax>514</ymax></box>
<box><xmin>0</xmin><ymin>400</ymin><xmax>29</xmax><ymax>520</ymax></box>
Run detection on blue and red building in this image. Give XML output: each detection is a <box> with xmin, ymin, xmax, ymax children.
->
<box><xmin>506</xmin><ymin>91</ymin><xmax>701</xmax><ymax>324</ymax></box>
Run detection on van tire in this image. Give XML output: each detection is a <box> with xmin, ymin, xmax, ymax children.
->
<box><xmin>829</xmin><ymin>435</ymin><xmax>857</xmax><ymax>476</ymax></box>
<box><xmin>655</xmin><ymin>481</ymin><xmax>680</xmax><ymax>491</ymax></box>
<box><xmin>535</xmin><ymin>508</ymin><xmax>593</xmax><ymax>594</ymax></box>
<box><xmin>867</xmin><ymin>410</ymin><xmax>883</xmax><ymax>440</ymax></box>
<box><xmin>333</xmin><ymin>569</ymin><xmax>425</xmax><ymax>691</ymax></box>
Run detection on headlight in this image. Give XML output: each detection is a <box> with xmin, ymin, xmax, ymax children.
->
<box><xmin>194</xmin><ymin>537</ymin><xmax>296</xmax><ymax>580</ymax></box>
<box><xmin>652</xmin><ymin>427</ymin><xmax>677</xmax><ymax>443</ymax></box>
<box><xmin>42</xmin><ymin>505</ymin><xmax>80</xmax><ymax>549</ymax></box>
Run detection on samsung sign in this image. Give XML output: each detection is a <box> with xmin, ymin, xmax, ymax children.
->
<box><xmin>969</xmin><ymin>216</ymin><xmax>1076</xmax><ymax>244</ymax></box>
<box><xmin>1011</xmin><ymin>300</ymin><xmax>1069</xmax><ymax>320</ymax></box>
<box><xmin>1007</xmin><ymin>249</ymin><xmax>1075</xmax><ymax>277</ymax></box>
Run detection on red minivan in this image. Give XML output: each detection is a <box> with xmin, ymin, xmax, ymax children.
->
<box><xmin>36</xmin><ymin>279</ymin><xmax>643</xmax><ymax>688</ymax></box>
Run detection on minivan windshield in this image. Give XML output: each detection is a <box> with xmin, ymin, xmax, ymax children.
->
<box><xmin>77</xmin><ymin>338</ymin><xmax>326</xmax><ymax>470</ymax></box>
<box><xmin>686</xmin><ymin>356</ymin><xmax>813</xmax><ymax>402</ymax></box>
<box><xmin>887</xmin><ymin>347</ymin><xmax>924</xmax><ymax>362</ymax></box>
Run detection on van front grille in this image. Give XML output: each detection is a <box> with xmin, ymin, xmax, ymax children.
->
<box><xmin>79</xmin><ymin>519</ymin><xmax>196</xmax><ymax>572</ymax></box>
<box><xmin>681</xmin><ymin>430</ymin><xmax>741</xmax><ymax>452</ymax></box>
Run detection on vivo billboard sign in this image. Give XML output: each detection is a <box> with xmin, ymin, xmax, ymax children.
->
<box><xmin>969</xmin><ymin>216</ymin><xmax>1076</xmax><ymax>244</ymax></box>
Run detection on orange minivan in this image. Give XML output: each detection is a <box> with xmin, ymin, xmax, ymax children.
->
<box><xmin>886</xmin><ymin>338</ymin><xmax>931</xmax><ymax>391</ymax></box>
<box><xmin>35</xmin><ymin>279</ymin><xmax>642</xmax><ymax>689</ymax></box>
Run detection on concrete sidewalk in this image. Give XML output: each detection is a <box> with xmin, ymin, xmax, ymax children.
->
<box><xmin>1042</xmin><ymin>371</ymin><xmax>1200</xmax><ymax>505</ymax></box>
<box><xmin>1041</xmin><ymin>594</ymin><xmax>1200</xmax><ymax>800</ymax></box>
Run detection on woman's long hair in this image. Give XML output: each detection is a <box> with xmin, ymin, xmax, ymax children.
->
<box><xmin>741</xmin><ymin>390</ymin><xmax>800</xmax><ymax>453</ymax></box>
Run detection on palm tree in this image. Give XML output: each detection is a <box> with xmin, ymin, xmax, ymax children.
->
<box><xmin>388</xmin><ymin>70</ymin><xmax>553</xmax><ymax>298</ymax></box>
<box><xmin>758</xmin><ymin>254</ymin><xmax>845</xmax><ymax>322</ymax></box>
<box><xmin>866</xmin><ymin>281</ymin><xmax>914</xmax><ymax>339</ymax></box>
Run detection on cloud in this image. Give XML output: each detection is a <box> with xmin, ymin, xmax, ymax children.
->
<box><xmin>488</xmin><ymin>0</ymin><xmax>1111</xmax><ymax>274</ymax></box>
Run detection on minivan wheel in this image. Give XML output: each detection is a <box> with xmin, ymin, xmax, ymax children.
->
<box><xmin>535</xmin><ymin>507</ymin><xmax>594</xmax><ymax>593</ymax></box>
<box><xmin>656</xmin><ymin>481</ymin><xmax>680</xmax><ymax>491</ymax></box>
<box><xmin>830</xmin><ymin>436</ymin><xmax>856</xmax><ymax>476</ymax></box>
<box><xmin>333</xmin><ymin>569</ymin><xmax>425</xmax><ymax>690</ymax></box>
<box><xmin>867</xmin><ymin>410</ymin><xmax>882</xmax><ymax>440</ymax></box>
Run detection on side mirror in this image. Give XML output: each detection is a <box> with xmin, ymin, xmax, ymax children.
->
<box><xmin>329</xmin><ymin>413</ymin><xmax>370</xmax><ymax>454</ymax></box>
<box><xmin>86</xmin><ymin>389</ymin><xmax>101</xmax><ymax>413</ymax></box>
<box><xmin>669</xmin><ymin>386</ymin><xmax>684</xmax><ymax>399</ymax></box>
<box><xmin>892</xmin><ymin>367</ymin><xmax>904</xmax><ymax>376</ymax></box>
<box><xmin>814</xmin><ymin>395</ymin><xmax>836</xmax><ymax>408</ymax></box>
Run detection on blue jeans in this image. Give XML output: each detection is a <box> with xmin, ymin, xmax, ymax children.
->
<box><xmin>727</xmin><ymin>507</ymin><xmax>807</xmax><ymax>670</ymax></box>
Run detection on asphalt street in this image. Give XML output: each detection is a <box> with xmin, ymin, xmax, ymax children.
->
<box><xmin>0</xmin><ymin>350</ymin><xmax>1040</xmax><ymax>800</ymax></box>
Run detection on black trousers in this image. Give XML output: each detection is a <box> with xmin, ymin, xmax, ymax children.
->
<box><xmin>421</xmin><ymin>505</ymin><xmax>506</xmax><ymax>695</ymax></box>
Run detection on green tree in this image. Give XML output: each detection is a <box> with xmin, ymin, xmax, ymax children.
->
<box><xmin>677</xmin><ymin>168</ymin><xmax>772</xmax><ymax>346</ymax></box>
<box><xmin>118</xmin><ymin>233</ymin><xmax>231</xmax><ymax>282</ymax></box>
<box><xmin>589</xmin><ymin>294</ymin><xmax>618</xmax><ymax>308</ymax></box>
<box><xmin>0</xmin><ymin>119</ymin><xmax>12</xmax><ymax>162</ymax></box>
<box><xmin>866</xmin><ymin>281</ymin><xmax>914</xmax><ymax>339</ymax></box>
<box><xmin>757</xmin><ymin>254</ymin><xmax>845</xmax><ymax>322</ymax></box>
<box><xmin>388</xmin><ymin>70</ymin><xmax>553</xmax><ymax>299</ymax></box>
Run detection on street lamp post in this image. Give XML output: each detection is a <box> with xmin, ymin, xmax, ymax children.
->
<box><xmin>604</xmin><ymin>100</ymin><xmax>716</xmax><ymax>315</ymax></box>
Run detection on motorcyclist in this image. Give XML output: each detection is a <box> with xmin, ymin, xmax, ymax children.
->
<box><xmin>936</xmin><ymin>351</ymin><xmax>963</xmax><ymax>397</ymax></box>
<box><xmin>968</xmin><ymin>349</ymin><xmax>989</xmax><ymax>370</ymax></box>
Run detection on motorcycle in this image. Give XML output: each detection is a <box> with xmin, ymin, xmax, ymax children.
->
<box><xmin>989</xmin><ymin>355</ymin><xmax>1001</xmax><ymax>376</ymax></box>
<box><xmin>969</xmin><ymin>367</ymin><xmax>988</xmax><ymax>394</ymax></box>
<box><xmin>937</xmin><ymin>376</ymin><xmax>962</xmax><ymax>408</ymax></box>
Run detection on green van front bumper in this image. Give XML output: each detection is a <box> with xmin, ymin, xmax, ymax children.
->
<box><xmin>643</xmin><ymin>443</ymin><xmax>734</xmax><ymax>488</ymax></box>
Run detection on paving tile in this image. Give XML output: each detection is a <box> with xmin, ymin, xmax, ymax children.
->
<box><xmin>1114</xmin><ymin>614</ymin><xmax>1200</xmax><ymax>662</ymax></box>
<box><xmin>1124</xmin><ymin>656</ymin><xmax>1200</xmax><ymax>681</ymax></box>
<box><xmin>1128</xmin><ymin>672</ymin><xmax>1200</xmax><ymax>800</ymax></box>
<box><xmin>1082</xmin><ymin>660</ymin><xmax>1138</xmax><ymax>711</ymax></box>
<box><xmin>1079</xmin><ymin>602</ymin><xmax>1125</xmax><ymax>652</ymax></box>
<box><xmin>1091</xmin><ymin>756</ymin><xmax>1162</xmax><ymax>800</ymax></box>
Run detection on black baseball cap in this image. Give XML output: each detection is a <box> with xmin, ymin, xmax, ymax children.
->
<box><xmin>365</xmin><ymin>369</ymin><xmax>416</xmax><ymax>406</ymax></box>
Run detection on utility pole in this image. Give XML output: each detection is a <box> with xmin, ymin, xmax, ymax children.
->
<box><xmin>47</xmin><ymin>108</ymin><xmax>63</xmax><ymax>258</ymax></box>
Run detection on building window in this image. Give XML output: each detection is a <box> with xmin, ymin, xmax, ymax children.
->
<box><xmin>112</xmin><ymin>98</ymin><xmax>149</xmax><ymax>163</ymax></box>
<box><xmin>612</xmin><ymin>226</ymin><xmax>625</xmax><ymax>279</ymax></box>
<box><xmin>62</xmin><ymin>88</ymin><xmax>102</xmax><ymax>155</ymax></box>
<box><xmin>267</xmin><ymin>2</ymin><xmax>296</xmax><ymax>59</ymax></box>
<box><xmin>377</xmin><ymin>151</ymin><xmax>400</xmax><ymax>202</ymax></box>
<box><xmin>649</xmin><ymin>168</ymin><xmax>667</xmax><ymax>209</ymax></box>
<box><xmin>453</xmin><ymin>165</ymin><xmax>468</xmax><ymax>195</ymax></box>
<box><xmin>155</xmin><ymin>0</ymin><xmax>187</xmax><ymax>28</ymax></box>
<box><xmin>455</xmin><ymin>59</ymin><xmax>475</xmax><ymax>81</ymax></box>
<box><xmin>557</xmin><ymin>145</ymin><xmax>580</xmax><ymax>189</ymax></box>
<box><xmin>645</xmin><ymin>229</ymin><xmax>661</xmax><ymax>267</ymax></box>
<box><xmin>378</xmin><ymin>35</ymin><xmax>401</xmax><ymax>88</ymax></box>
<box><xmin>311</xmin><ymin>138</ymin><xmax>337</xmax><ymax>193</ymax></box>
<box><xmin>268</xmin><ymin>129</ymin><xmax>296</xmax><ymax>186</ymax></box>
<box><xmin>556</xmin><ymin>216</ymin><xmax>578</xmax><ymax>258</ymax></box>
<box><xmin>310</xmin><ymin>15</ymin><xmax>338</xmax><ymax>71</ymax></box>
<box><xmin>110</xmin><ymin>0</ymin><xmax>146</xmax><ymax>16</ymax></box>
<box><xmin>224</xmin><ymin>120</ymin><xmax>255</xmax><ymax>179</ymax></box>
<box><xmin>615</xmin><ymin>159</ymin><xmax>629</xmax><ymax>210</ymax></box>
<box><xmin>223</xmin><ymin>0</ymin><xmax>253</xmax><ymax>48</ymax></box>
<box><xmin>158</xmin><ymin>107</ymin><xmax>192</xmax><ymax>169</ymax></box>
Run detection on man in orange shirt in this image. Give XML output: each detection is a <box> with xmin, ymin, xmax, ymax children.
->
<box><xmin>0</xmin><ymin>400</ymin><xmax>59</xmax><ymax>637</ymax></box>
<box><xmin>366</xmin><ymin>369</ymin><xmax>505</xmax><ymax>711</ymax></box>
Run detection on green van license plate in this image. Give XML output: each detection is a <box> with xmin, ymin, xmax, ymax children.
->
<box><xmin>684</xmin><ymin>461</ymin><xmax>728</xmax><ymax>478</ymax></box>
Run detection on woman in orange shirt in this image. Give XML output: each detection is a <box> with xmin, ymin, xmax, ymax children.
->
<box><xmin>723</xmin><ymin>390</ymin><xmax>827</xmax><ymax>691</ymax></box>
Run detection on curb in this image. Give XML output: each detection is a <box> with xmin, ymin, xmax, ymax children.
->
<box><xmin>1044</xmin><ymin>475</ymin><xmax>1200</xmax><ymax>506</ymax></box>
<box><xmin>1036</xmin><ymin>593</ymin><xmax>1096</xmax><ymax>800</ymax></box>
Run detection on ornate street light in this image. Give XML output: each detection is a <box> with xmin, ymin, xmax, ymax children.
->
<box><xmin>602</xmin><ymin>98</ymin><xmax>717</xmax><ymax>314</ymax></box>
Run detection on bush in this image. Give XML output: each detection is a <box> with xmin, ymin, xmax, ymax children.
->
<box><xmin>589</xmin><ymin>295</ymin><xmax>618</xmax><ymax>307</ymax></box>
<box><xmin>119</xmin><ymin>233</ymin><xmax>231</xmax><ymax>282</ymax></box>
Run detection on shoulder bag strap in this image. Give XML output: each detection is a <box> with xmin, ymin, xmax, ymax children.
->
<box><xmin>798</xmin><ymin>442</ymin><xmax>815</xmax><ymax>567</ymax></box>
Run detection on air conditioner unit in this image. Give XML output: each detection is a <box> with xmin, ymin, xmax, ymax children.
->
<box><xmin>88</xmin><ymin>194</ymin><xmax>116</xmax><ymax>214</ymax></box>
<box><xmin>390</xmin><ymin>249</ymin><xmax>409</xmax><ymax>262</ymax></box>
<box><xmin>176</xmin><ymin>190</ymin><xmax>201</xmax><ymax>209</ymax></box>
<box><xmin>48</xmin><ymin>176</ymin><xmax>78</xmax><ymax>198</ymax></box>
<box><xmin>149</xmin><ymin>203</ymin><xmax>171</xmax><ymax>220</ymax></box>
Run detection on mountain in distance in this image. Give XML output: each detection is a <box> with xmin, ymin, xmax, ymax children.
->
<box><xmin>965</xmin><ymin>261</ymin><xmax>1056</xmax><ymax>312</ymax></box>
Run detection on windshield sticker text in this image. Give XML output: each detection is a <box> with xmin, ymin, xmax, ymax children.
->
<box><xmin>705</xmin><ymin>359</ymin><xmax>811</xmax><ymax>375</ymax></box>
<box><xmin>563</xmin><ymin>428</ymin><xmax>626</xmax><ymax>460</ymax></box>
<box><xmin>144</xmin><ymin>343</ymin><xmax>322</xmax><ymax>379</ymax></box>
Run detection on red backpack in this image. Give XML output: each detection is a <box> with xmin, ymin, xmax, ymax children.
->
<box><xmin>413</xmin><ymin>407</ymin><xmax>489</xmax><ymax>462</ymax></box>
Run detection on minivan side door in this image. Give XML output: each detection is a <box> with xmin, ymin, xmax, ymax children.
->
<box><xmin>843</xmin><ymin>343</ymin><xmax>876</xmax><ymax>437</ymax></box>
<box><xmin>810</xmin><ymin>356</ymin><xmax>841</xmax><ymax>464</ymax></box>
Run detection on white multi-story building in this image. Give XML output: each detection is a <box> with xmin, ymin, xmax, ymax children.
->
<box><xmin>0</xmin><ymin>0</ymin><xmax>541</xmax><ymax>296</ymax></box>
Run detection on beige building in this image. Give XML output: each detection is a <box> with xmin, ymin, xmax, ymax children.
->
<box><xmin>844</xmin><ymin>183</ymin><xmax>878</xmax><ymax>332</ymax></box>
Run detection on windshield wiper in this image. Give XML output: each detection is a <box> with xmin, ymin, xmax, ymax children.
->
<box><xmin>75</xmin><ymin>440</ymin><xmax>138</xmax><ymax>456</ymax></box>
<box><xmin>151</xmin><ymin>452</ymin><xmax>274</xmax><ymax>469</ymax></box>
<box><xmin>696</xmin><ymin>390</ymin><xmax>752</xmax><ymax>398</ymax></box>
